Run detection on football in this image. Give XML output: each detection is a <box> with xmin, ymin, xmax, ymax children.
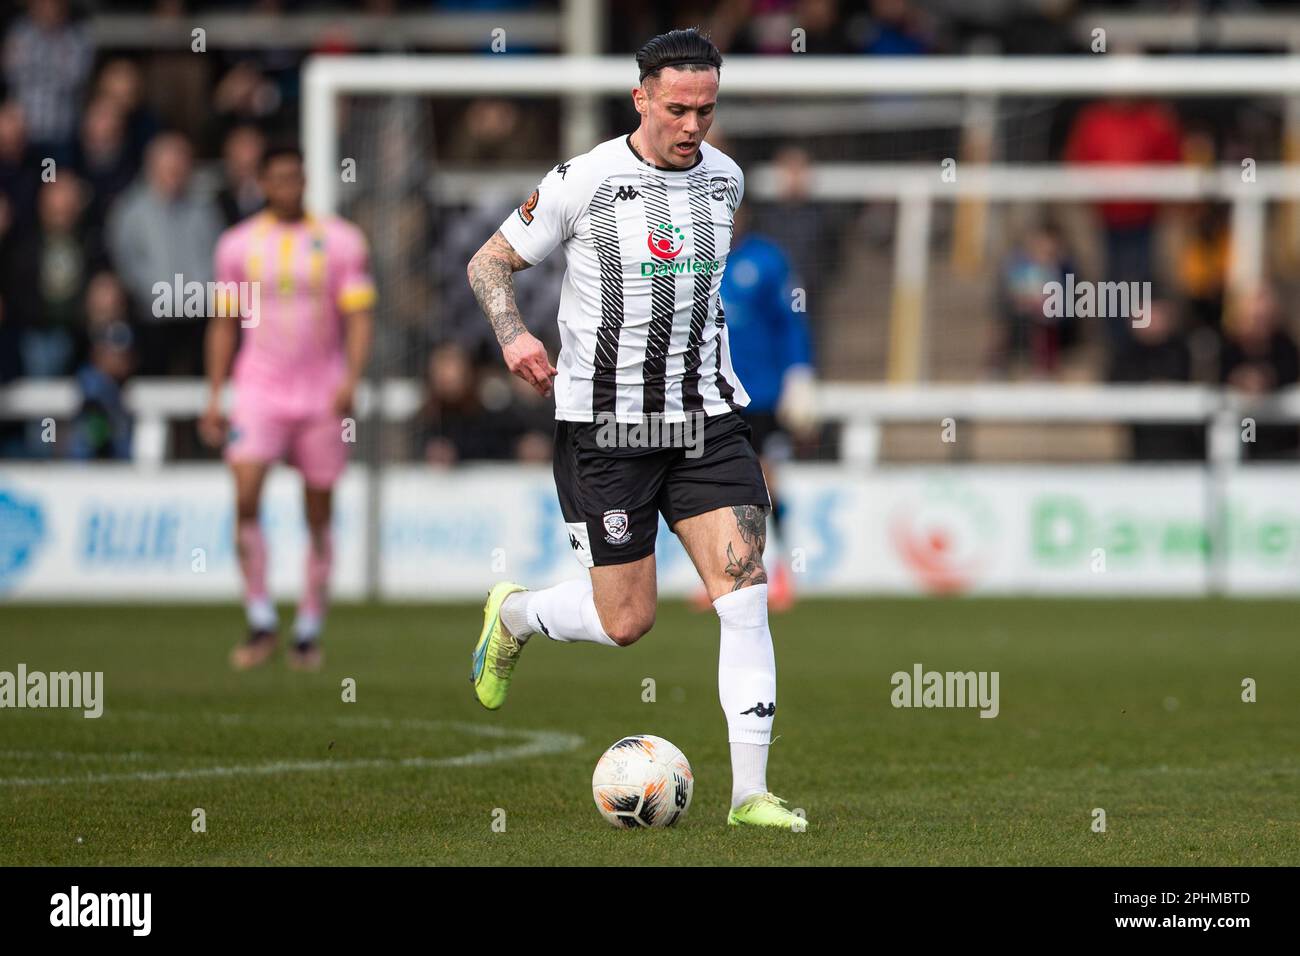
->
<box><xmin>592</xmin><ymin>735</ymin><xmax>694</xmax><ymax>829</ymax></box>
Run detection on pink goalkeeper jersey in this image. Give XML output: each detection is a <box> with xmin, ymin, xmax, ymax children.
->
<box><xmin>214</xmin><ymin>211</ymin><xmax>376</xmax><ymax>412</ymax></box>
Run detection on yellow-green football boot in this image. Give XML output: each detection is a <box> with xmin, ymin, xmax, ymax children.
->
<box><xmin>470</xmin><ymin>582</ymin><xmax>528</xmax><ymax>710</ymax></box>
<box><xmin>727</xmin><ymin>792</ymin><xmax>809</xmax><ymax>830</ymax></box>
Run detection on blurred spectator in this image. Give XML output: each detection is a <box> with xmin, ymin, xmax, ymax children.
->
<box><xmin>1107</xmin><ymin>297</ymin><xmax>1205</xmax><ymax>461</ymax></box>
<box><xmin>863</xmin><ymin>0</ymin><xmax>933</xmax><ymax>55</ymax></box>
<box><xmin>707</xmin><ymin>0</ymin><xmax>792</xmax><ymax>55</ymax></box>
<box><xmin>420</xmin><ymin>342</ymin><xmax>551</xmax><ymax>466</ymax></box>
<box><xmin>84</xmin><ymin>270</ymin><xmax>129</xmax><ymax>330</ymax></box>
<box><xmin>1221</xmin><ymin>284</ymin><xmax>1300</xmax><ymax>460</ymax></box>
<box><xmin>497</xmin><ymin>372</ymin><xmax>554</xmax><ymax>463</ymax></box>
<box><xmin>1064</xmin><ymin>97</ymin><xmax>1183</xmax><ymax>350</ymax></box>
<box><xmin>798</xmin><ymin>0</ymin><xmax>858</xmax><ymax>54</ymax></box>
<box><xmin>142</xmin><ymin>0</ymin><xmax>215</xmax><ymax>148</ymax></box>
<box><xmin>3</xmin><ymin>173</ymin><xmax>104</xmax><ymax>377</ymax></box>
<box><xmin>442</xmin><ymin>99</ymin><xmax>547</xmax><ymax>165</ymax></box>
<box><xmin>207</xmin><ymin>61</ymin><xmax>281</xmax><ymax>152</ymax></box>
<box><xmin>749</xmin><ymin>143</ymin><xmax>850</xmax><ymax>316</ymax></box>
<box><xmin>0</xmin><ymin>100</ymin><xmax>39</xmax><ymax>233</ymax></box>
<box><xmin>422</xmin><ymin>343</ymin><xmax>510</xmax><ymax>466</ymax></box>
<box><xmin>216</xmin><ymin>124</ymin><xmax>266</xmax><ymax>225</ymax></box>
<box><xmin>709</xmin><ymin>0</ymin><xmax>858</xmax><ymax>56</ymax></box>
<box><xmin>75</xmin><ymin>97</ymin><xmax>139</xmax><ymax>233</ymax></box>
<box><xmin>93</xmin><ymin>58</ymin><xmax>161</xmax><ymax>167</ymax></box>
<box><xmin>2</xmin><ymin>0</ymin><xmax>93</xmax><ymax>166</ymax></box>
<box><xmin>0</xmin><ymin>293</ymin><xmax>23</xmax><ymax>458</ymax></box>
<box><xmin>990</xmin><ymin>222</ymin><xmax>1078</xmax><ymax>378</ymax></box>
<box><xmin>1175</xmin><ymin>201</ymin><xmax>1229</xmax><ymax>335</ymax></box>
<box><xmin>107</xmin><ymin>132</ymin><xmax>223</xmax><ymax>375</ymax></box>
<box><xmin>71</xmin><ymin>316</ymin><xmax>135</xmax><ymax>461</ymax></box>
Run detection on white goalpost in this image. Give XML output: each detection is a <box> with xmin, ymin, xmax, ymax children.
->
<box><xmin>303</xmin><ymin>53</ymin><xmax>1300</xmax><ymax>214</ymax></box>
<box><xmin>302</xmin><ymin>53</ymin><xmax>1300</xmax><ymax>382</ymax></box>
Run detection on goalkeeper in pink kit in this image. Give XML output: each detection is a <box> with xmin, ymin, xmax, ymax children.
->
<box><xmin>200</xmin><ymin>146</ymin><xmax>376</xmax><ymax>671</ymax></box>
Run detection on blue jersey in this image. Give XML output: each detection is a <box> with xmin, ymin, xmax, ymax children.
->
<box><xmin>720</xmin><ymin>233</ymin><xmax>813</xmax><ymax>412</ymax></box>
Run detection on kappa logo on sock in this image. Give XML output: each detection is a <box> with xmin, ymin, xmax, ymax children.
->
<box><xmin>740</xmin><ymin>701</ymin><xmax>776</xmax><ymax>718</ymax></box>
<box><xmin>537</xmin><ymin>617</ymin><xmax>550</xmax><ymax>637</ymax></box>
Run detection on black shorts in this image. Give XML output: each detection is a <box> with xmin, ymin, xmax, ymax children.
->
<box><xmin>553</xmin><ymin>411</ymin><xmax>771</xmax><ymax>568</ymax></box>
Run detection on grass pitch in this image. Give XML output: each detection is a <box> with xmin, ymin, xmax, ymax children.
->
<box><xmin>1</xmin><ymin>598</ymin><xmax>1297</xmax><ymax>866</ymax></box>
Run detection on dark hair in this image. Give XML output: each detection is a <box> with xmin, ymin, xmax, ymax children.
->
<box><xmin>636</xmin><ymin>28</ymin><xmax>722</xmax><ymax>85</ymax></box>
<box><xmin>259</xmin><ymin>144</ymin><xmax>303</xmax><ymax>173</ymax></box>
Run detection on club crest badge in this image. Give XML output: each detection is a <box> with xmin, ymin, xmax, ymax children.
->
<box><xmin>602</xmin><ymin>509</ymin><xmax>630</xmax><ymax>545</ymax></box>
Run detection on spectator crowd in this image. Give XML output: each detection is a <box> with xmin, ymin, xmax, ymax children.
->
<box><xmin>3</xmin><ymin>0</ymin><xmax>1300</xmax><ymax>464</ymax></box>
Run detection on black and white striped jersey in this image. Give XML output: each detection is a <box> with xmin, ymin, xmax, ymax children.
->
<box><xmin>498</xmin><ymin>134</ymin><xmax>751</xmax><ymax>424</ymax></box>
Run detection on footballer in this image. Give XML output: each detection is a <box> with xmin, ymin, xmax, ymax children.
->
<box><xmin>466</xmin><ymin>28</ymin><xmax>804</xmax><ymax>828</ymax></box>
<box><xmin>201</xmin><ymin>146</ymin><xmax>376</xmax><ymax>672</ymax></box>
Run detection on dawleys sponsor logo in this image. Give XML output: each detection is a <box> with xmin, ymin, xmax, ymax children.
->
<box><xmin>640</xmin><ymin>223</ymin><xmax>721</xmax><ymax>277</ymax></box>
<box><xmin>639</xmin><ymin>257</ymin><xmax>721</xmax><ymax>278</ymax></box>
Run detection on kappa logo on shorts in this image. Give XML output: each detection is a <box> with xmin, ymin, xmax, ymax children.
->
<box><xmin>602</xmin><ymin>509</ymin><xmax>630</xmax><ymax>545</ymax></box>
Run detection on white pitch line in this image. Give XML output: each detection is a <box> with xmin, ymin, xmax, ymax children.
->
<box><xmin>0</xmin><ymin>750</ymin><xmax>154</xmax><ymax>762</ymax></box>
<box><xmin>0</xmin><ymin>716</ymin><xmax>583</xmax><ymax>787</ymax></box>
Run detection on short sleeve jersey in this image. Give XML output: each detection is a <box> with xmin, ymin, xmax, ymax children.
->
<box><xmin>498</xmin><ymin>135</ymin><xmax>751</xmax><ymax>424</ymax></box>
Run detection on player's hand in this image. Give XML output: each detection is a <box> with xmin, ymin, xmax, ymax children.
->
<box><xmin>198</xmin><ymin>399</ymin><xmax>227</xmax><ymax>448</ymax></box>
<box><xmin>333</xmin><ymin>379</ymin><xmax>357</xmax><ymax>417</ymax></box>
<box><xmin>503</xmin><ymin>331</ymin><xmax>558</xmax><ymax>398</ymax></box>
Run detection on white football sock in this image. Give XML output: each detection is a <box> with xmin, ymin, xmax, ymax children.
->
<box><xmin>714</xmin><ymin>584</ymin><xmax>775</xmax><ymax>806</ymax></box>
<box><xmin>730</xmin><ymin>742</ymin><xmax>769</xmax><ymax>807</ymax></box>
<box><xmin>499</xmin><ymin>591</ymin><xmax>534</xmax><ymax>640</ymax></box>
<box><xmin>505</xmin><ymin>578</ymin><xmax>616</xmax><ymax>646</ymax></box>
<box><xmin>294</xmin><ymin>613</ymin><xmax>321</xmax><ymax>643</ymax></box>
<box><xmin>245</xmin><ymin>596</ymin><xmax>277</xmax><ymax>632</ymax></box>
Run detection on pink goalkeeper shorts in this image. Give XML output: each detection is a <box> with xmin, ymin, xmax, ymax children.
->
<box><xmin>225</xmin><ymin>394</ymin><xmax>349</xmax><ymax>488</ymax></box>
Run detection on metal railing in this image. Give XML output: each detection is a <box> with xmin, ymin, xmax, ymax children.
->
<box><xmin>1</xmin><ymin>377</ymin><xmax>1293</xmax><ymax>469</ymax></box>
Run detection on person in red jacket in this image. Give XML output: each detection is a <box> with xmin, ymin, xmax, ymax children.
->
<box><xmin>1064</xmin><ymin>97</ymin><xmax>1183</xmax><ymax>351</ymax></box>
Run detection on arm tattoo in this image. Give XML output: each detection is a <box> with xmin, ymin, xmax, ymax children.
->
<box><xmin>723</xmin><ymin>504</ymin><xmax>769</xmax><ymax>590</ymax></box>
<box><xmin>467</xmin><ymin>230</ymin><xmax>532</xmax><ymax>347</ymax></box>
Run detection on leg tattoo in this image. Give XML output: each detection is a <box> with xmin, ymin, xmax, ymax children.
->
<box><xmin>723</xmin><ymin>505</ymin><xmax>769</xmax><ymax>590</ymax></box>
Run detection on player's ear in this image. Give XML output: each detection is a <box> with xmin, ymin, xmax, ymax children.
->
<box><xmin>632</xmin><ymin>85</ymin><xmax>647</xmax><ymax>115</ymax></box>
